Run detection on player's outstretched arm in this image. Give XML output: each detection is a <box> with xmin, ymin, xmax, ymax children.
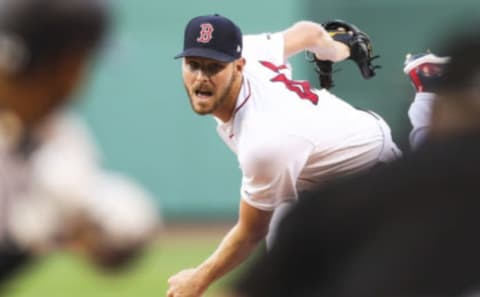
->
<box><xmin>167</xmin><ymin>200</ymin><xmax>273</xmax><ymax>297</ymax></box>
<box><xmin>282</xmin><ymin>21</ymin><xmax>350</xmax><ymax>62</ymax></box>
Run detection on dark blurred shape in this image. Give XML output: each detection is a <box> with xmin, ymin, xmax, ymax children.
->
<box><xmin>90</xmin><ymin>244</ymin><xmax>146</xmax><ymax>272</ymax></box>
<box><xmin>436</xmin><ymin>32</ymin><xmax>480</xmax><ymax>93</ymax></box>
<box><xmin>235</xmin><ymin>25</ymin><xmax>480</xmax><ymax>297</ymax></box>
<box><xmin>0</xmin><ymin>0</ymin><xmax>110</xmax><ymax>77</ymax></box>
<box><xmin>0</xmin><ymin>239</ymin><xmax>32</xmax><ymax>287</ymax></box>
<box><xmin>0</xmin><ymin>0</ymin><xmax>111</xmax><ymax>129</ymax></box>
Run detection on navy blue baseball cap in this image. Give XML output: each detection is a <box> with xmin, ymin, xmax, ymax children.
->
<box><xmin>175</xmin><ymin>14</ymin><xmax>242</xmax><ymax>62</ymax></box>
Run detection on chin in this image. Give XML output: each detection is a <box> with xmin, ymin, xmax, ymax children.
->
<box><xmin>194</xmin><ymin>108</ymin><xmax>212</xmax><ymax>116</ymax></box>
<box><xmin>192</xmin><ymin>103</ymin><xmax>214</xmax><ymax>115</ymax></box>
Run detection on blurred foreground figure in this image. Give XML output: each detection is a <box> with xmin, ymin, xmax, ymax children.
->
<box><xmin>0</xmin><ymin>0</ymin><xmax>160</xmax><ymax>286</ymax></box>
<box><xmin>235</xmin><ymin>27</ymin><xmax>480</xmax><ymax>297</ymax></box>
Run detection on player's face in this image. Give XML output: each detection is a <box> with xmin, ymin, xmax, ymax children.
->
<box><xmin>182</xmin><ymin>57</ymin><xmax>241</xmax><ymax>120</ymax></box>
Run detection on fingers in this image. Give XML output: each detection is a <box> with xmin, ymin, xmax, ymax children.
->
<box><xmin>167</xmin><ymin>274</ymin><xmax>177</xmax><ymax>297</ymax></box>
<box><xmin>166</xmin><ymin>268</ymin><xmax>207</xmax><ymax>297</ymax></box>
<box><xmin>166</xmin><ymin>287</ymin><xmax>177</xmax><ymax>297</ymax></box>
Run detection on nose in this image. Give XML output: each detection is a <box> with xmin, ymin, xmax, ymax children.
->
<box><xmin>194</xmin><ymin>68</ymin><xmax>209</xmax><ymax>81</ymax></box>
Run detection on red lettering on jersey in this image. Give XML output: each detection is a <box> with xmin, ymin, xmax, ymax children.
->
<box><xmin>197</xmin><ymin>23</ymin><xmax>214</xmax><ymax>43</ymax></box>
<box><xmin>259</xmin><ymin>61</ymin><xmax>319</xmax><ymax>105</ymax></box>
<box><xmin>259</xmin><ymin>61</ymin><xmax>289</xmax><ymax>72</ymax></box>
<box><xmin>271</xmin><ymin>74</ymin><xmax>319</xmax><ymax>104</ymax></box>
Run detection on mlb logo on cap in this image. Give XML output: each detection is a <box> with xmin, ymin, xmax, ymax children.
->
<box><xmin>175</xmin><ymin>14</ymin><xmax>242</xmax><ymax>62</ymax></box>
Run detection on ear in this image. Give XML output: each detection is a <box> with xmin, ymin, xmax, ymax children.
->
<box><xmin>235</xmin><ymin>57</ymin><xmax>246</xmax><ymax>72</ymax></box>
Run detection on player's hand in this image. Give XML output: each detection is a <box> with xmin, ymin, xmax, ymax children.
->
<box><xmin>167</xmin><ymin>268</ymin><xmax>207</xmax><ymax>297</ymax></box>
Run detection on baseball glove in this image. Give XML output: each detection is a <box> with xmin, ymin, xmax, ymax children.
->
<box><xmin>309</xmin><ymin>20</ymin><xmax>380</xmax><ymax>89</ymax></box>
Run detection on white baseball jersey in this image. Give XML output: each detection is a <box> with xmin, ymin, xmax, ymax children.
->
<box><xmin>215</xmin><ymin>32</ymin><xmax>400</xmax><ymax>211</ymax></box>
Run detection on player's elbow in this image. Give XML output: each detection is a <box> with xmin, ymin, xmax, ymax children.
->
<box><xmin>291</xmin><ymin>21</ymin><xmax>327</xmax><ymax>47</ymax></box>
<box><xmin>237</xmin><ymin>205</ymin><xmax>272</xmax><ymax>244</ymax></box>
<box><xmin>283</xmin><ymin>20</ymin><xmax>328</xmax><ymax>58</ymax></box>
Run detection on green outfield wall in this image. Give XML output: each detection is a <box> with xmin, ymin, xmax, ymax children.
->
<box><xmin>76</xmin><ymin>0</ymin><xmax>480</xmax><ymax>220</ymax></box>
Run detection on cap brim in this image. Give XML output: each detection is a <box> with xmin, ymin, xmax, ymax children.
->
<box><xmin>174</xmin><ymin>48</ymin><xmax>236</xmax><ymax>62</ymax></box>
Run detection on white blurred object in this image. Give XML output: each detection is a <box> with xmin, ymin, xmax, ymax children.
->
<box><xmin>7</xmin><ymin>110</ymin><xmax>161</xmax><ymax>253</ymax></box>
<box><xmin>7</xmin><ymin>191</ymin><xmax>62</xmax><ymax>252</ymax></box>
<box><xmin>86</xmin><ymin>171</ymin><xmax>160</xmax><ymax>247</ymax></box>
<box><xmin>32</xmin><ymin>111</ymin><xmax>101</xmax><ymax>213</ymax></box>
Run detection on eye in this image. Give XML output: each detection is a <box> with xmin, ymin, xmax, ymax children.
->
<box><xmin>205</xmin><ymin>63</ymin><xmax>226</xmax><ymax>75</ymax></box>
<box><xmin>186</xmin><ymin>60</ymin><xmax>200</xmax><ymax>71</ymax></box>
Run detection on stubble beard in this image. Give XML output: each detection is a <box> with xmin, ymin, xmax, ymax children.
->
<box><xmin>186</xmin><ymin>71</ymin><xmax>237</xmax><ymax>116</ymax></box>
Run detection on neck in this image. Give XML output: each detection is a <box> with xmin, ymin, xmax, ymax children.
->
<box><xmin>215</xmin><ymin>75</ymin><xmax>243</xmax><ymax>123</ymax></box>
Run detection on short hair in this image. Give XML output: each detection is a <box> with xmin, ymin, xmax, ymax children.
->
<box><xmin>0</xmin><ymin>0</ymin><xmax>111</xmax><ymax>76</ymax></box>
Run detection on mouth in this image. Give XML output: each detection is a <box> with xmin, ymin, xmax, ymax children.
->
<box><xmin>194</xmin><ymin>89</ymin><xmax>213</xmax><ymax>99</ymax></box>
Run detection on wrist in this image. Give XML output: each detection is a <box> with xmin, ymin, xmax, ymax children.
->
<box><xmin>194</xmin><ymin>263</ymin><xmax>215</xmax><ymax>291</ymax></box>
<box><xmin>333</xmin><ymin>41</ymin><xmax>350</xmax><ymax>61</ymax></box>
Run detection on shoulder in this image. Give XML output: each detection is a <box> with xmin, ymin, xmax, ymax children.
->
<box><xmin>243</xmin><ymin>32</ymin><xmax>283</xmax><ymax>46</ymax></box>
<box><xmin>242</xmin><ymin>32</ymin><xmax>284</xmax><ymax>64</ymax></box>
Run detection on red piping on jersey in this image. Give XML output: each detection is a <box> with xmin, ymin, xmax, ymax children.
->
<box><xmin>229</xmin><ymin>79</ymin><xmax>251</xmax><ymax>138</ymax></box>
<box><xmin>234</xmin><ymin>79</ymin><xmax>251</xmax><ymax>114</ymax></box>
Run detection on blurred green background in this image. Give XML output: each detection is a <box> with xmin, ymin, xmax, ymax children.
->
<box><xmin>3</xmin><ymin>226</ymin><xmax>243</xmax><ymax>297</ymax></box>
<box><xmin>7</xmin><ymin>0</ymin><xmax>477</xmax><ymax>296</ymax></box>
<box><xmin>74</xmin><ymin>0</ymin><xmax>479</xmax><ymax>221</ymax></box>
